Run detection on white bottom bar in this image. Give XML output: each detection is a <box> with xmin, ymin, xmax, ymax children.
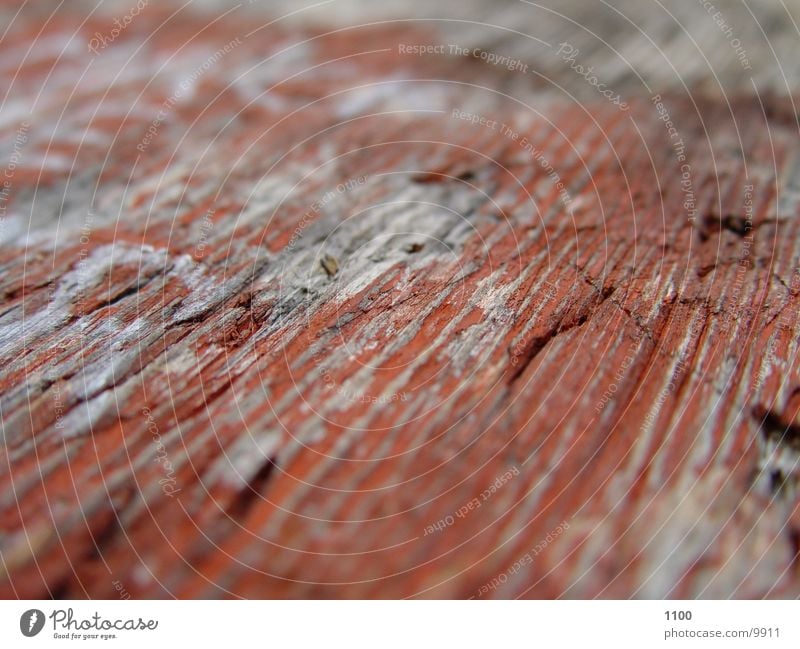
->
<box><xmin>2</xmin><ymin>600</ymin><xmax>796</xmax><ymax>647</ymax></box>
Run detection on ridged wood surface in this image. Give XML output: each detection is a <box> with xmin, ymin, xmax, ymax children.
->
<box><xmin>1</xmin><ymin>0</ymin><xmax>800</xmax><ymax>598</ymax></box>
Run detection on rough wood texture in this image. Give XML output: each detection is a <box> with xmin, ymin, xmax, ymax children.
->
<box><xmin>1</xmin><ymin>0</ymin><xmax>800</xmax><ymax>598</ymax></box>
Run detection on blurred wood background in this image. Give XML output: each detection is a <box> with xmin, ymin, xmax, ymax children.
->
<box><xmin>1</xmin><ymin>0</ymin><xmax>800</xmax><ymax>598</ymax></box>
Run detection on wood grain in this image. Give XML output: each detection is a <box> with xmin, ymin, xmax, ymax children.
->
<box><xmin>1</xmin><ymin>0</ymin><xmax>799</xmax><ymax>598</ymax></box>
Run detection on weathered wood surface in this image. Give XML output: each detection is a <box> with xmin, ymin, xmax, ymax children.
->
<box><xmin>1</xmin><ymin>0</ymin><xmax>800</xmax><ymax>598</ymax></box>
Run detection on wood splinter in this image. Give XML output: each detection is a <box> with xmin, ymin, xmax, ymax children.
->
<box><xmin>320</xmin><ymin>254</ymin><xmax>339</xmax><ymax>277</ymax></box>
